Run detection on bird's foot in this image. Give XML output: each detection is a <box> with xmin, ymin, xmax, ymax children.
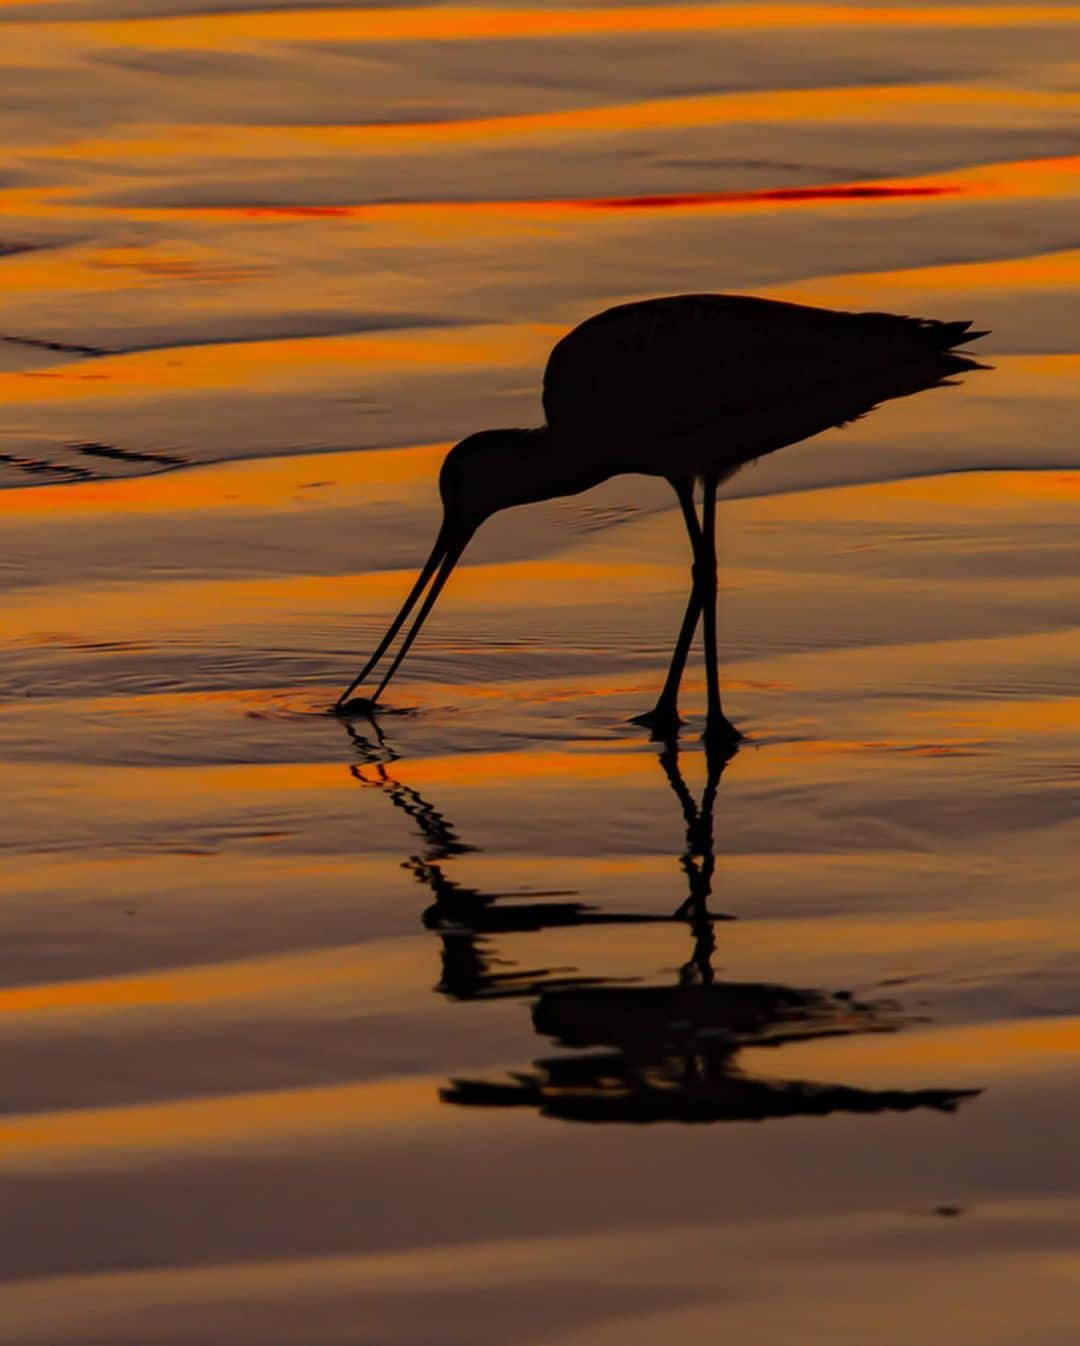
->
<box><xmin>332</xmin><ymin>695</ymin><xmax>380</xmax><ymax>719</ymax></box>
<box><xmin>703</xmin><ymin>713</ymin><xmax>743</xmax><ymax>761</ymax></box>
<box><xmin>629</xmin><ymin>704</ymin><xmax>683</xmax><ymax>741</ymax></box>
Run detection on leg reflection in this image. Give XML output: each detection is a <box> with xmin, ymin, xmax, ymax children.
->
<box><xmin>341</xmin><ymin>721</ymin><xmax>980</xmax><ymax>1125</ymax></box>
<box><xmin>344</xmin><ymin>719</ymin><xmax>672</xmax><ymax>1002</ymax></box>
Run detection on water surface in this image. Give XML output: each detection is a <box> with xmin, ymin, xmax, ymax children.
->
<box><xmin>1</xmin><ymin>2</ymin><xmax>1078</xmax><ymax>1342</ymax></box>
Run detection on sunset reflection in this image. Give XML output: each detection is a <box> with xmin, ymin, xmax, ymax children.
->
<box><xmin>19</xmin><ymin>4</ymin><xmax>1080</xmax><ymax>51</ymax></box>
<box><xmin>2</xmin><ymin>0</ymin><xmax>1078</xmax><ymax>1338</ymax></box>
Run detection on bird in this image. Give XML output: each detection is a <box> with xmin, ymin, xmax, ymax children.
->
<box><xmin>335</xmin><ymin>293</ymin><xmax>987</xmax><ymax>748</ymax></box>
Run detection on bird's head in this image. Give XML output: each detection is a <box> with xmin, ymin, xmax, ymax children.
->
<box><xmin>334</xmin><ymin>427</ymin><xmax>550</xmax><ymax>710</ymax></box>
<box><xmin>438</xmin><ymin>427</ymin><xmax>549</xmax><ymax>539</ymax></box>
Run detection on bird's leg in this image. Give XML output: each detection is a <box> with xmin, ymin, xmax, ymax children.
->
<box><xmin>630</xmin><ymin>587</ymin><xmax>702</xmax><ymax>738</ymax></box>
<box><xmin>699</xmin><ymin>474</ymin><xmax>741</xmax><ymax>757</ymax></box>
<box><xmin>630</xmin><ymin>479</ymin><xmax>703</xmax><ymax>739</ymax></box>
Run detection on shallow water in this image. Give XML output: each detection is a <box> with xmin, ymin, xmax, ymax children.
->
<box><xmin>1</xmin><ymin>2</ymin><xmax>1079</xmax><ymax>1342</ymax></box>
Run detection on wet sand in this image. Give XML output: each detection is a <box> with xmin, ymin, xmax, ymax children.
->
<box><xmin>2</xmin><ymin>2</ymin><xmax>1079</xmax><ymax>1342</ymax></box>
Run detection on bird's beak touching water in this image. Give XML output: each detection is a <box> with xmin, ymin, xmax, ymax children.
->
<box><xmin>335</xmin><ymin>517</ymin><xmax>473</xmax><ymax>712</ymax></box>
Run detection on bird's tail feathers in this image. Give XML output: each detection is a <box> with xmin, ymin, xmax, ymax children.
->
<box><xmin>922</xmin><ymin>318</ymin><xmax>990</xmax><ymax>350</ymax></box>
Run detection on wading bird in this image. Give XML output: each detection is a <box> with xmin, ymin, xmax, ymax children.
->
<box><xmin>336</xmin><ymin>294</ymin><xmax>986</xmax><ymax>747</ymax></box>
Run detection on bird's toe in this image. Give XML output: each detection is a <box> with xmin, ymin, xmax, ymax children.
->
<box><xmin>629</xmin><ymin>706</ymin><xmax>684</xmax><ymax>740</ymax></box>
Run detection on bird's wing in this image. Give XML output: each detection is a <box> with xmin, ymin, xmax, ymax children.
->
<box><xmin>543</xmin><ymin>294</ymin><xmax>981</xmax><ymax>441</ymax></box>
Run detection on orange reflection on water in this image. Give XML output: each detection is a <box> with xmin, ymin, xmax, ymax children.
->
<box><xmin>759</xmin><ymin>1016</ymin><xmax>1080</xmax><ymax>1084</ymax></box>
<box><xmin>0</xmin><ymin>1075</ymin><xmax>444</xmax><ymax>1169</ymax></box>
<box><xmin>7</xmin><ymin>155</ymin><xmax>1072</xmax><ymax>243</ymax></box>
<box><xmin>943</xmin><ymin>698</ymin><xmax>1080</xmax><ymax>737</ymax></box>
<box><xmin>0</xmin><ymin>444</ymin><xmax>447</xmax><ymax>518</ymax></box>
<box><xmin>384</xmin><ymin>744</ymin><xmax>646</xmax><ymax>790</ymax></box>
<box><xmin>25</xmin><ymin>748</ymin><xmax>651</xmax><ymax>816</ymax></box>
<box><xmin>33</xmin><ymin>97</ymin><xmax>1080</xmax><ymax>167</ymax></box>
<box><xmin>225</xmin><ymin>153</ymin><xmax>1080</xmax><ymax>223</ymax></box>
<box><xmin>752</xmin><ymin>461</ymin><xmax>1080</xmax><ymax>526</ymax></box>
<box><xmin>24</xmin><ymin>4</ymin><xmax>1080</xmax><ymax>51</ymax></box>
<box><xmin>0</xmin><ymin>941</ymin><xmax>421</xmax><ymax>1018</ymax></box>
<box><xmin>0</xmin><ymin>324</ymin><xmax>552</xmax><ymax>404</ymax></box>
<box><xmin>774</xmin><ymin>247</ymin><xmax>1080</xmax><ymax>305</ymax></box>
<box><xmin>0</xmin><ymin>244</ymin><xmax>257</xmax><ymax>296</ymax></box>
<box><xmin>1</xmin><ymin>546</ymin><xmax>676</xmax><ymax>648</ymax></box>
<box><xmin>743</xmin><ymin>912</ymin><xmax>1072</xmax><ymax>959</ymax></box>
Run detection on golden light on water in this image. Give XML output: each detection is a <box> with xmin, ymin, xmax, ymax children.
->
<box><xmin>18</xmin><ymin>4</ymin><xmax>1080</xmax><ymax>51</ymax></box>
<box><xmin>2</xmin><ymin>0</ymin><xmax>1079</xmax><ymax>1338</ymax></box>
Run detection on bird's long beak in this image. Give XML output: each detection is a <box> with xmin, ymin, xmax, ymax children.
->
<box><xmin>335</xmin><ymin>520</ymin><xmax>471</xmax><ymax>710</ymax></box>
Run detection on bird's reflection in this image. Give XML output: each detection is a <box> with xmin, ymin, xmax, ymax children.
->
<box><xmin>347</xmin><ymin>720</ymin><xmax>676</xmax><ymax>1002</ymax></box>
<box><xmin>345</xmin><ymin>721</ymin><xmax>978</xmax><ymax>1124</ymax></box>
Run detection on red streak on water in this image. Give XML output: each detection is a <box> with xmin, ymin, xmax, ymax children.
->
<box><xmin>588</xmin><ymin>185</ymin><xmax>955</xmax><ymax>209</ymax></box>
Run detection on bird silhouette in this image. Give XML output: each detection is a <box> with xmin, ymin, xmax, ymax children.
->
<box><xmin>336</xmin><ymin>293</ymin><xmax>987</xmax><ymax>747</ymax></box>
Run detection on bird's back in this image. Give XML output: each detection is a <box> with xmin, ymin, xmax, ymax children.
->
<box><xmin>542</xmin><ymin>294</ymin><xmax>986</xmax><ymax>475</ymax></box>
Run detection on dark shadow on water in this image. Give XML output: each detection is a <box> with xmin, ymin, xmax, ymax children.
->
<box><xmin>343</xmin><ymin>721</ymin><xmax>980</xmax><ymax>1125</ymax></box>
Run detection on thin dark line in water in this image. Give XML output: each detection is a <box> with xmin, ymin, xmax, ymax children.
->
<box><xmin>69</xmin><ymin>441</ymin><xmax>187</xmax><ymax>468</ymax></box>
<box><xmin>1</xmin><ymin>334</ymin><xmax>111</xmax><ymax>357</ymax></box>
<box><xmin>0</xmin><ymin>452</ymin><xmax>93</xmax><ymax>482</ymax></box>
<box><xmin>63</xmin><ymin>314</ymin><xmax>479</xmax><ymax>360</ymax></box>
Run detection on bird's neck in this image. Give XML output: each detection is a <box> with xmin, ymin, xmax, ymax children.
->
<box><xmin>530</xmin><ymin>424</ymin><xmax>614</xmax><ymax>503</ymax></box>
